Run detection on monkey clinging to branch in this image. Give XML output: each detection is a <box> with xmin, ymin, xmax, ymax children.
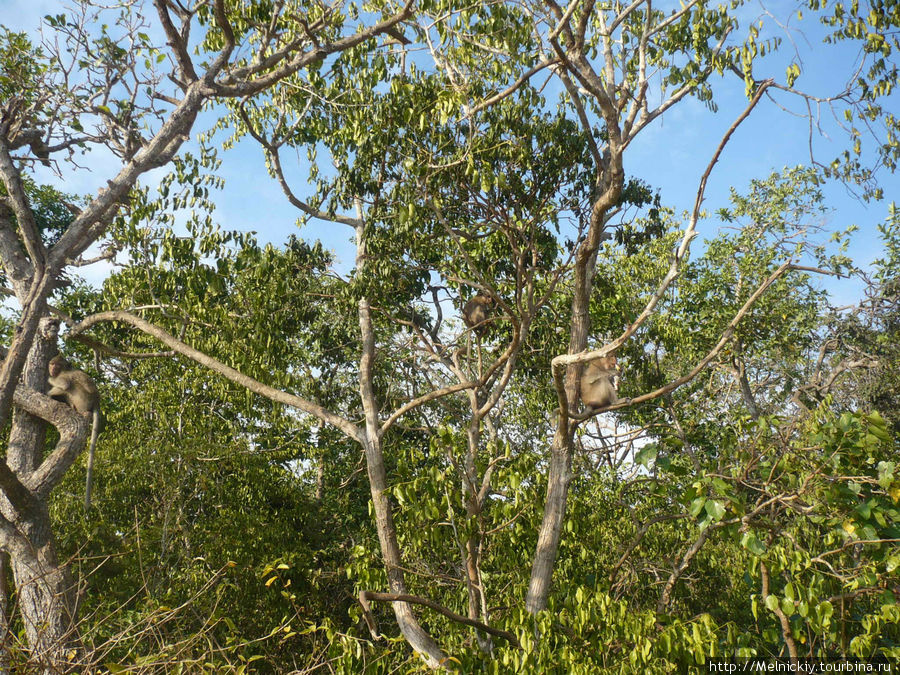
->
<box><xmin>579</xmin><ymin>355</ymin><xmax>620</xmax><ymax>411</ymax></box>
<box><xmin>462</xmin><ymin>293</ymin><xmax>493</xmax><ymax>335</ymax></box>
<box><xmin>48</xmin><ymin>355</ymin><xmax>102</xmax><ymax>511</ymax></box>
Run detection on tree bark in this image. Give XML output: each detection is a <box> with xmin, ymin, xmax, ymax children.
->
<box><xmin>526</xmin><ymin>147</ymin><xmax>624</xmax><ymax>613</ymax></box>
<box><xmin>656</xmin><ymin>527</ymin><xmax>710</xmax><ymax>614</ymax></box>
<box><xmin>0</xmin><ymin>318</ymin><xmax>80</xmax><ymax>672</ymax></box>
<box><xmin>0</xmin><ymin>553</ymin><xmax>10</xmax><ymax>674</ymax></box>
<box><xmin>355</xmin><ymin>223</ymin><xmax>447</xmax><ymax>669</ymax></box>
<box><xmin>761</xmin><ymin>561</ymin><xmax>799</xmax><ymax>661</ymax></box>
<box><xmin>463</xmin><ymin>419</ymin><xmax>492</xmax><ymax>653</ymax></box>
<box><xmin>525</xmin><ymin>428</ymin><xmax>574</xmax><ymax>613</ymax></box>
<box><xmin>8</xmin><ymin>514</ymin><xmax>79</xmax><ymax>673</ymax></box>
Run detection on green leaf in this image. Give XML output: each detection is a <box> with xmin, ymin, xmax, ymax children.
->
<box><xmin>704</xmin><ymin>500</ymin><xmax>725</xmax><ymax>521</ymax></box>
<box><xmin>635</xmin><ymin>444</ymin><xmax>657</xmax><ymax>468</ymax></box>
<box><xmin>689</xmin><ymin>497</ymin><xmax>707</xmax><ymax>518</ymax></box>
<box><xmin>877</xmin><ymin>461</ymin><xmax>895</xmax><ymax>489</ymax></box>
<box><xmin>855</xmin><ymin>501</ymin><xmax>872</xmax><ymax>520</ymax></box>
<box><xmin>741</xmin><ymin>532</ymin><xmax>767</xmax><ymax>556</ymax></box>
<box><xmin>781</xmin><ymin>597</ymin><xmax>795</xmax><ymax>617</ymax></box>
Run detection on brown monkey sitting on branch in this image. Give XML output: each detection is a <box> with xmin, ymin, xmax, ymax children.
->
<box><xmin>48</xmin><ymin>355</ymin><xmax>102</xmax><ymax>511</ymax></box>
<box><xmin>580</xmin><ymin>355</ymin><xmax>620</xmax><ymax>410</ymax></box>
<box><xmin>462</xmin><ymin>293</ymin><xmax>493</xmax><ymax>335</ymax></box>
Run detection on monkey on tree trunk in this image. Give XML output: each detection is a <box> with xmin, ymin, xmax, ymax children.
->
<box><xmin>47</xmin><ymin>355</ymin><xmax>101</xmax><ymax>511</ymax></box>
<box><xmin>579</xmin><ymin>355</ymin><xmax>620</xmax><ymax>410</ymax></box>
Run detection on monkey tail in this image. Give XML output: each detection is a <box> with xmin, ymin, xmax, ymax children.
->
<box><xmin>84</xmin><ymin>408</ymin><xmax>100</xmax><ymax>513</ymax></box>
<box><xmin>476</xmin><ymin>334</ymin><xmax>483</xmax><ymax>378</ymax></box>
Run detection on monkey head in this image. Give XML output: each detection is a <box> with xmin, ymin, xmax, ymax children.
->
<box><xmin>48</xmin><ymin>355</ymin><xmax>68</xmax><ymax>378</ymax></box>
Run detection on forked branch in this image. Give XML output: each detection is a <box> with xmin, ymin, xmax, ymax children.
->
<box><xmin>359</xmin><ymin>591</ymin><xmax>520</xmax><ymax>647</ymax></box>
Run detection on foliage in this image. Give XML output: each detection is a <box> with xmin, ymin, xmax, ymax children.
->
<box><xmin>1</xmin><ymin>0</ymin><xmax>899</xmax><ymax>671</ymax></box>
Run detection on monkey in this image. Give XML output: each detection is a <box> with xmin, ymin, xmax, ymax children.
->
<box><xmin>28</xmin><ymin>137</ymin><xmax>51</xmax><ymax>167</ymax></box>
<box><xmin>48</xmin><ymin>355</ymin><xmax>101</xmax><ymax>511</ymax></box>
<box><xmin>461</xmin><ymin>293</ymin><xmax>494</xmax><ymax>377</ymax></box>
<box><xmin>579</xmin><ymin>355</ymin><xmax>620</xmax><ymax>410</ymax></box>
<box><xmin>462</xmin><ymin>293</ymin><xmax>493</xmax><ymax>335</ymax></box>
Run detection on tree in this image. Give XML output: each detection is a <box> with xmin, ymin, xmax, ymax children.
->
<box><xmin>826</xmin><ymin>206</ymin><xmax>900</xmax><ymax>432</ymax></box>
<box><xmin>0</xmin><ymin>0</ymin><xmax>412</xmax><ymax>668</ymax></box>
<box><xmin>2</xmin><ymin>0</ymin><xmax>899</xmax><ymax>671</ymax></box>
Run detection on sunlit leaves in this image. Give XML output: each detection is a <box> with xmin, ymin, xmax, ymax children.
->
<box><xmin>803</xmin><ymin>0</ymin><xmax>900</xmax><ymax>193</ymax></box>
<box><xmin>0</xmin><ymin>29</ymin><xmax>48</xmax><ymax>104</ymax></box>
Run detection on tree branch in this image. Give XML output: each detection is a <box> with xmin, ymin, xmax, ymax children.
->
<box><xmin>153</xmin><ymin>0</ymin><xmax>198</xmax><ymax>83</ymax></box>
<box><xmin>359</xmin><ymin>591</ymin><xmax>520</xmax><ymax>647</ymax></box>
<box><xmin>207</xmin><ymin>0</ymin><xmax>416</xmax><ymax>97</ymax></box>
<box><xmin>15</xmin><ymin>390</ymin><xmax>90</xmax><ymax>499</ymax></box>
<box><xmin>380</xmin><ymin>381</ymin><xmax>479</xmax><ymax>438</ymax></box>
<box><xmin>760</xmin><ymin>560</ymin><xmax>799</xmax><ymax>661</ymax></box>
<box><xmin>248</xmin><ymin>123</ymin><xmax>362</xmax><ymax>228</ymax></box>
<box><xmin>469</xmin><ymin>58</ymin><xmax>559</xmax><ymax>115</ymax></box>
<box><xmin>0</xmin><ymin>198</ymin><xmax>33</xmax><ymax>289</ymax></box>
<box><xmin>551</xmin><ymin>79</ymin><xmax>776</xmax><ymax>391</ymax></box>
<box><xmin>69</xmin><ymin>311</ymin><xmax>365</xmax><ymax>443</ymax></box>
<box><xmin>656</xmin><ymin>525</ymin><xmax>710</xmax><ymax>613</ymax></box>
<box><xmin>0</xmin><ymin>351</ymin><xmax>87</xmax><ymax>505</ymax></box>
<box><xmin>594</xmin><ymin>260</ymin><xmax>795</xmax><ymax>413</ymax></box>
<box><xmin>0</xmin><ymin>141</ymin><xmax>46</xmax><ymax>271</ymax></box>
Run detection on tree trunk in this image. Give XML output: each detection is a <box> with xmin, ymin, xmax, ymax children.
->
<box><xmin>9</xmin><ymin>515</ymin><xmax>79</xmax><ymax>673</ymax></box>
<box><xmin>314</xmin><ymin>452</ymin><xmax>325</xmax><ymax>504</ymax></box>
<box><xmin>525</xmin><ymin>429</ymin><xmax>573</xmax><ymax>613</ymax></box>
<box><xmin>463</xmin><ymin>420</ymin><xmax>491</xmax><ymax>653</ymax></box>
<box><xmin>0</xmin><ymin>317</ymin><xmax>80</xmax><ymax>672</ymax></box>
<box><xmin>525</xmin><ymin>236</ymin><xmax>597</xmax><ymax>612</ymax></box>
<box><xmin>526</xmin><ymin>149</ymin><xmax>623</xmax><ymax>613</ymax></box>
<box><xmin>355</xmin><ymin>222</ymin><xmax>446</xmax><ymax>668</ymax></box>
<box><xmin>0</xmin><ymin>553</ymin><xmax>11</xmax><ymax>674</ymax></box>
<box><xmin>359</xmin><ymin>429</ymin><xmax>447</xmax><ymax>668</ymax></box>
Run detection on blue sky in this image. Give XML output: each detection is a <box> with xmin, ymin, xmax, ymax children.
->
<box><xmin>2</xmin><ymin>0</ymin><xmax>897</xmax><ymax>305</ymax></box>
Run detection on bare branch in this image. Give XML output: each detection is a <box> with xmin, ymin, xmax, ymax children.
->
<box><xmin>595</xmin><ymin>260</ymin><xmax>795</xmax><ymax>413</ymax></box>
<box><xmin>469</xmin><ymin>58</ymin><xmax>559</xmax><ymax>116</ymax></box>
<box><xmin>69</xmin><ymin>311</ymin><xmax>365</xmax><ymax>443</ymax></box>
<box><xmin>380</xmin><ymin>381</ymin><xmax>479</xmax><ymax>438</ymax></box>
<box><xmin>208</xmin><ymin>0</ymin><xmax>416</xmax><ymax>97</ymax></box>
<box><xmin>0</xmin><ymin>142</ymin><xmax>46</xmax><ymax>270</ymax></box>
<box><xmin>239</xmin><ymin>109</ymin><xmax>362</xmax><ymax>227</ymax></box>
<box><xmin>205</xmin><ymin>0</ymin><xmax>238</xmax><ymax>78</ymax></box>
<box><xmin>554</xmin><ymin>79</ymin><xmax>775</xmax><ymax>383</ymax></box>
<box><xmin>554</xmin><ymin>65</ymin><xmax>603</xmax><ymax>170</ymax></box>
<box><xmin>646</xmin><ymin>0</ymin><xmax>704</xmax><ymax>40</ymax></box>
<box><xmin>609</xmin><ymin>513</ymin><xmax>687</xmax><ymax>584</ymax></box>
<box><xmin>153</xmin><ymin>0</ymin><xmax>198</xmax><ymax>83</ymax></box>
<box><xmin>359</xmin><ymin>591</ymin><xmax>520</xmax><ymax>647</ymax></box>
<box><xmin>606</xmin><ymin>0</ymin><xmax>648</xmax><ymax>35</ymax></box>
<box><xmin>656</xmin><ymin>525</ymin><xmax>710</xmax><ymax>613</ymax></box>
<box><xmin>547</xmin><ymin>0</ymin><xmax>579</xmax><ymax>42</ymax></box>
